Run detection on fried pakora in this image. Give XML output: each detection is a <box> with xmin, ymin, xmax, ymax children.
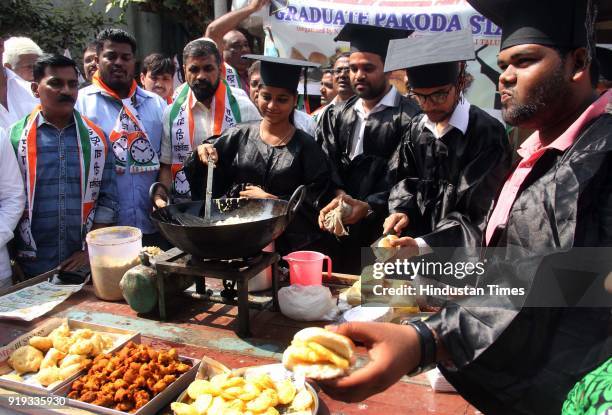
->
<box><xmin>68</xmin><ymin>342</ymin><xmax>191</xmax><ymax>413</ymax></box>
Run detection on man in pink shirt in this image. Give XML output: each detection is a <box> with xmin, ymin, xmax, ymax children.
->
<box><xmin>317</xmin><ymin>1</ymin><xmax>611</xmax><ymax>414</ymax></box>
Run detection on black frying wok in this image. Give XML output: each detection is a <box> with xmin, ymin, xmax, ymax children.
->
<box><xmin>149</xmin><ymin>183</ymin><xmax>305</xmax><ymax>259</ymax></box>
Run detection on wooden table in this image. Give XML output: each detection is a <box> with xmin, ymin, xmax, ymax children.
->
<box><xmin>0</xmin><ymin>273</ymin><xmax>479</xmax><ymax>415</ymax></box>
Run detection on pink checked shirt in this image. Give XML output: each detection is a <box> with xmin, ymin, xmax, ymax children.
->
<box><xmin>485</xmin><ymin>90</ymin><xmax>612</xmax><ymax>245</ymax></box>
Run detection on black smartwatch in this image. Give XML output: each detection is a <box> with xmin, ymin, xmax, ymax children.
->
<box><xmin>403</xmin><ymin>319</ymin><xmax>437</xmax><ymax>376</ymax></box>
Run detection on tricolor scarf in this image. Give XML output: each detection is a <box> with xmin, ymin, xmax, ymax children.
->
<box><xmin>9</xmin><ymin>106</ymin><xmax>107</xmax><ymax>258</ymax></box>
<box><xmin>221</xmin><ymin>61</ymin><xmax>242</xmax><ymax>90</ymax></box>
<box><xmin>168</xmin><ymin>79</ymin><xmax>241</xmax><ymax>199</ymax></box>
<box><xmin>91</xmin><ymin>71</ymin><xmax>160</xmax><ymax>174</ymax></box>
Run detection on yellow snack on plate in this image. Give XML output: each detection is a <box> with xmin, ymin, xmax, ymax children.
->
<box><xmin>276</xmin><ymin>378</ymin><xmax>297</xmax><ymax>404</ymax></box>
<box><xmin>248</xmin><ymin>373</ymin><xmax>276</xmax><ymax>391</ymax></box>
<box><xmin>221</xmin><ymin>386</ymin><xmax>243</xmax><ymax>401</ymax></box>
<box><xmin>187</xmin><ymin>379</ymin><xmax>222</xmax><ymax>399</ymax></box>
<box><xmin>192</xmin><ymin>394</ymin><xmax>213</xmax><ymax>414</ymax></box>
<box><xmin>29</xmin><ymin>336</ymin><xmax>53</xmax><ymax>353</ymax></box>
<box><xmin>238</xmin><ymin>382</ymin><xmax>260</xmax><ymax>401</ymax></box>
<box><xmin>224</xmin><ymin>398</ymin><xmax>246</xmax><ymax>411</ymax></box>
<box><xmin>60</xmin><ymin>354</ymin><xmax>86</xmax><ymax>369</ymax></box>
<box><xmin>291</xmin><ymin>388</ymin><xmax>314</xmax><ymax>412</ymax></box>
<box><xmin>170</xmin><ymin>402</ymin><xmax>198</xmax><ymax>415</ymax></box>
<box><xmin>40</xmin><ymin>348</ymin><xmax>65</xmax><ymax>370</ymax></box>
<box><xmin>221</xmin><ymin>376</ymin><xmax>245</xmax><ymax>389</ymax></box>
<box><xmin>36</xmin><ymin>366</ymin><xmax>62</xmax><ymax>386</ymax></box>
<box><xmin>263</xmin><ymin>407</ymin><xmax>280</xmax><ymax>415</ymax></box>
<box><xmin>206</xmin><ymin>396</ymin><xmax>226</xmax><ymax>415</ymax></box>
<box><xmin>246</xmin><ymin>390</ymin><xmax>274</xmax><ymax>413</ymax></box>
<box><xmin>8</xmin><ymin>345</ymin><xmax>44</xmax><ymax>374</ymax></box>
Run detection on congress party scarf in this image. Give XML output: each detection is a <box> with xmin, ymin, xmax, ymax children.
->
<box><xmin>9</xmin><ymin>106</ymin><xmax>107</xmax><ymax>258</ymax></box>
<box><xmin>221</xmin><ymin>61</ymin><xmax>242</xmax><ymax>90</ymax></box>
<box><xmin>167</xmin><ymin>79</ymin><xmax>241</xmax><ymax>199</ymax></box>
<box><xmin>92</xmin><ymin>71</ymin><xmax>160</xmax><ymax>174</ymax></box>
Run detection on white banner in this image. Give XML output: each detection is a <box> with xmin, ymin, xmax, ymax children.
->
<box><xmin>260</xmin><ymin>0</ymin><xmax>503</xmax><ymax>114</ymax></box>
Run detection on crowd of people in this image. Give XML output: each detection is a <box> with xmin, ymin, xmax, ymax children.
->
<box><xmin>0</xmin><ymin>0</ymin><xmax>611</xmax><ymax>413</ymax></box>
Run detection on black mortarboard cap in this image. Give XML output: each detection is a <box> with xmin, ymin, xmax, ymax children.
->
<box><xmin>596</xmin><ymin>46</ymin><xmax>612</xmax><ymax>81</ymax></box>
<box><xmin>384</xmin><ymin>29</ymin><xmax>475</xmax><ymax>88</ymax></box>
<box><xmin>467</xmin><ymin>0</ymin><xmax>592</xmax><ymax>51</ymax></box>
<box><xmin>242</xmin><ymin>54</ymin><xmax>320</xmax><ymax>92</ymax></box>
<box><xmin>407</xmin><ymin>63</ymin><xmax>461</xmax><ymax>89</ymax></box>
<box><xmin>334</xmin><ymin>23</ymin><xmax>413</xmax><ymax>60</ymax></box>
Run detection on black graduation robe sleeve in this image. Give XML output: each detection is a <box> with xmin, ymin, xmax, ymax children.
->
<box><xmin>388</xmin><ymin>106</ymin><xmax>512</xmax><ymax>248</ymax></box>
<box><xmin>422</xmin><ymin>112</ymin><xmax>612</xmax><ymax>415</ymax></box>
<box><xmin>315</xmin><ymin>102</ymin><xmax>345</xmax><ymax>191</ymax></box>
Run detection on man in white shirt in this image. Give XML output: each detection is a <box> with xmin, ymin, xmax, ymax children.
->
<box><xmin>0</xmin><ymin>129</ymin><xmax>25</xmax><ymax>288</ymax></box>
<box><xmin>2</xmin><ymin>37</ymin><xmax>43</xmax><ymax>82</ymax></box>
<box><xmin>0</xmin><ymin>39</ymin><xmax>39</xmax><ymax>130</ymax></box>
<box><xmin>76</xmin><ymin>29</ymin><xmax>167</xmax><ymax>247</ymax></box>
<box><xmin>156</xmin><ymin>38</ymin><xmax>260</xmax><ymax>205</ymax></box>
<box><xmin>316</xmin><ymin>24</ymin><xmax>420</xmax><ymax>272</ymax></box>
<box><xmin>382</xmin><ymin>30</ymin><xmax>511</xmax><ymax>258</ymax></box>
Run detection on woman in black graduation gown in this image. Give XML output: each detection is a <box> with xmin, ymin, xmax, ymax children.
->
<box><xmin>184</xmin><ymin>55</ymin><xmax>335</xmax><ymax>255</ymax></box>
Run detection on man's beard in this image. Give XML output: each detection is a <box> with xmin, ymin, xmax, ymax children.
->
<box><xmin>191</xmin><ymin>78</ymin><xmax>219</xmax><ymax>102</ymax></box>
<box><xmin>353</xmin><ymin>79</ymin><xmax>387</xmax><ymax>100</ymax></box>
<box><xmin>502</xmin><ymin>66</ymin><xmax>569</xmax><ymax>127</ymax></box>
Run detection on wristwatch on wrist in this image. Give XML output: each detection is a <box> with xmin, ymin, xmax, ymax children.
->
<box><xmin>402</xmin><ymin>319</ymin><xmax>437</xmax><ymax>376</ymax></box>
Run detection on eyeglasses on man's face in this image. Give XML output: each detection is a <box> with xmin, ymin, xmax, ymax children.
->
<box><xmin>408</xmin><ymin>86</ymin><xmax>453</xmax><ymax>105</ymax></box>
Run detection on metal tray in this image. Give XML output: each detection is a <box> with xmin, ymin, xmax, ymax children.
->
<box><xmin>174</xmin><ymin>357</ymin><xmax>319</xmax><ymax>415</ymax></box>
<box><xmin>56</xmin><ymin>350</ymin><xmax>200</xmax><ymax>415</ymax></box>
<box><xmin>0</xmin><ymin>318</ymin><xmax>140</xmax><ymax>396</ymax></box>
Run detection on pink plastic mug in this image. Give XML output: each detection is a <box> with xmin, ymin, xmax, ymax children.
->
<box><xmin>282</xmin><ymin>251</ymin><xmax>332</xmax><ymax>286</ymax></box>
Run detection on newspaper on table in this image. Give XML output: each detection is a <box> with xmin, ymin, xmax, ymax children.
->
<box><xmin>0</xmin><ymin>275</ymin><xmax>89</xmax><ymax>321</ymax></box>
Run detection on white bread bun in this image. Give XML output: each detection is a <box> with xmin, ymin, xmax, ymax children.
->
<box><xmin>293</xmin><ymin>327</ymin><xmax>355</xmax><ymax>361</ymax></box>
<box><xmin>290</xmin><ymin>362</ymin><xmax>346</xmax><ymax>380</ymax></box>
<box><xmin>378</xmin><ymin>234</ymin><xmax>399</xmax><ymax>248</ymax></box>
<box><xmin>283</xmin><ymin>328</ymin><xmax>356</xmax><ymax>380</ymax></box>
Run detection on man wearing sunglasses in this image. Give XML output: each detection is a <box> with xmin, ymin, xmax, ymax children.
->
<box><xmin>383</xmin><ymin>30</ymin><xmax>511</xmax><ymax>259</ymax></box>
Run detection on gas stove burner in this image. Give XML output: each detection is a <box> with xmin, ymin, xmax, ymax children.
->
<box><xmin>188</xmin><ymin>253</ymin><xmax>264</xmax><ymax>269</ymax></box>
<box><xmin>153</xmin><ymin>247</ymin><xmax>280</xmax><ymax>337</ymax></box>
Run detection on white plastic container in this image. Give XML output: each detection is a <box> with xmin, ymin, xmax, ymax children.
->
<box><xmin>86</xmin><ymin>226</ymin><xmax>142</xmax><ymax>301</ymax></box>
<box><xmin>248</xmin><ymin>242</ymin><xmax>274</xmax><ymax>292</ymax></box>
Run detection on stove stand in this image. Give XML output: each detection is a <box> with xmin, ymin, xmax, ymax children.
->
<box><xmin>154</xmin><ymin>247</ymin><xmax>280</xmax><ymax>337</ymax></box>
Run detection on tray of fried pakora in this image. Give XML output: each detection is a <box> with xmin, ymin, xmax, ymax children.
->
<box><xmin>55</xmin><ymin>341</ymin><xmax>199</xmax><ymax>415</ymax></box>
<box><xmin>0</xmin><ymin>318</ymin><xmax>139</xmax><ymax>395</ymax></box>
<box><xmin>171</xmin><ymin>357</ymin><xmax>318</xmax><ymax>415</ymax></box>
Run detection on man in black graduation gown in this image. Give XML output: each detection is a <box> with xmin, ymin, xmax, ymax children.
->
<box><xmin>316</xmin><ymin>24</ymin><xmax>421</xmax><ymax>272</ymax></box>
<box><xmin>382</xmin><ymin>29</ymin><xmax>511</xmax><ymax>256</ymax></box>
<box><xmin>318</xmin><ymin>1</ymin><xmax>612</xmax><ymax>414</ymax></box>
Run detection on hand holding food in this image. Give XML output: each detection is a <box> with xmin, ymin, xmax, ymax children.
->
<box><xmin>282</xmin><ymin>327</ymin><xmax>355</xmax><ymax>380</ymax></box>
<box><xmin>377</xmin><ymin>234</ymin><xmax>399</xmax><ymax>248</ymax></box>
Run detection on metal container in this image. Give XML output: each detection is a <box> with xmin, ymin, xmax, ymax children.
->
<box><xmin>0</xmin><ymin>318</ymin><xmax>140</xmax><ymax>396</ymax></box>
<box><xmin>56</xmin><ymin>353</ymin><xmax>200</xmax><ymax>415</ymax></box>
<box><xmin>149</xmin><ymin>183</ymin><xmax>305</xmax><ymax>259</ymax></box>
<box><xmin>174</xmin><ymin>358</ymin><xmax>319</xmax><ymax>415</ymax></box>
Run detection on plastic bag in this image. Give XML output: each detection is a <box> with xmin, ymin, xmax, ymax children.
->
<box><xmin>278</xmin><ymin>285</ymin><xmax>339</xmax><ymax>321</ymax></box>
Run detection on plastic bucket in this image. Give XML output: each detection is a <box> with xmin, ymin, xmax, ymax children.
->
<box><xmin>282</xmin><ymin>251</ymin><xmax>331</xmax><ymax>286</ymax></box>
<box><xmin>86</xmin><ymin>226</ymin><xmax>142</xmax><ymax>301</ymax></box>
